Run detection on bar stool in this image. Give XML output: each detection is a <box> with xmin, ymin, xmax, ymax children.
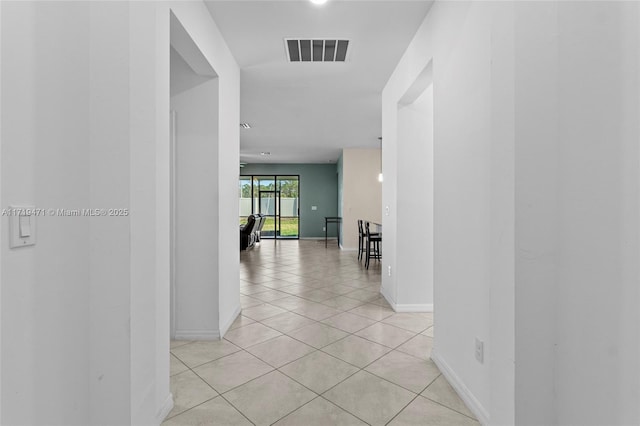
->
<box><xmin>365</xmin><ymin>221</ymin><xmax>382</xmax><ymax>269</ymax></box>
<box><xmin>357</xmin><ymin>220</ymin><xmax>365</xmax><ymax>260</ymax></box>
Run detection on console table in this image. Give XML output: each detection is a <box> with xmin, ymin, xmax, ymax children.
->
<box><xmin>324</xmin><ymin>216</ymin><xmax>342</xmax><ymax>248</ymax></box>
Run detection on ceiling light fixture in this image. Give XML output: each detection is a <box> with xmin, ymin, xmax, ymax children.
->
<box><xmin>240</xmin><ymin>123</ymin><xmax>251</xmax><ymax>129</ymax></box>
<box><xmin>310</xmin><ymin>0</ymin><xmax>328</xmax><ymax>5</ymax></box>
<box><xmin>260</xmin><ymin>152</ymin><xmax>271</xmax><ymax>156</ymax></box>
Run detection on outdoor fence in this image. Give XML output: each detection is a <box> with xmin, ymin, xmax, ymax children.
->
<box><xmin>239</xmin><ymin>198</ymin><xmax>299</xmax><ymax>217</ymax></box>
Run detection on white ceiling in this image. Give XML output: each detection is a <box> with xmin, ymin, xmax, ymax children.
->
<box><xmin>204</xmin><ymin>0</ymin><xmax>433</xmax><ymax>164</ymax></box>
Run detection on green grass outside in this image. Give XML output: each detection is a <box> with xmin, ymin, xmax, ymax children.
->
<box><xmin>240</xmin><ymin>216</ymin><xmax>299</xmax><ymax>237</ymax></box>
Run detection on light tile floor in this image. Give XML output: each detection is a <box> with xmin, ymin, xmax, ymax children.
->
<box><xmin>165</xmin><ymin>240</ymin><xmax>479</xmax><ymax>426</ymax></box>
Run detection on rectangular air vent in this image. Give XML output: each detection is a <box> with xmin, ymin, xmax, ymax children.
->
<box><xmin>285</xmin><ymin>39</ymin><xmax>349</xmax><ymax>62</ymax></box>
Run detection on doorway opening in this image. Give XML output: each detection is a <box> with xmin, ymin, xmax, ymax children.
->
<box><xmin>239</xmin><ymin>175</ymin><xmax>300</xmax><ymax>239</ymax></box>
<box><xmin>169</xmin><ymin>10</ymin><xmax>220</xmax><ymax>340</ymax></box>
<box><xmin>392</xmin><ymin>60</ymin><xmax>433</xmax><ymax>311</ymax></box>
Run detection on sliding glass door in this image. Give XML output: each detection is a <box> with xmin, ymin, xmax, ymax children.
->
<box><xmin>277</xmin><ymin>176</ymin><xmax>299</xmax><ymax>238</ymax></box>
<box><xmin>239</xmin><ymin>175</ymin><xmax>299</xmax><ymax>239</ymax></box>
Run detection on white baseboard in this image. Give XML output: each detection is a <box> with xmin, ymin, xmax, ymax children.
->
<box><xmin>394</xmin><ymin>303</ymin><xmax>433</xmax><ymax>313</ymax></box>
<box><xmin>173</xmin><ymin>329</ymin><xmax>220</xmax><ymax>340</ymax></box>
<box><xmin>155</xmin><ymin>393</ymin><xmax>174</xmax><ymax>424</ymax></box>
<box><xmin>219</xmin><ymin>305</ymin><xmax>241</xmax><ymax>338</ymax></box>
<box><xmin>379</xmin><ymin>286</ymin><xmax>432</xmax><ymax>312</ymax></box>
<box><xmin>430</xmin><ymin>349</ymin><xmax>490</xmax><ymax>425</ymax></box>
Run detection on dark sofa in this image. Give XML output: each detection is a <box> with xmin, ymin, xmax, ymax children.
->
<box><xmin>240</xmin><ymin>214</ymin><xmax>266</xmax><ymax>250</ymax></box>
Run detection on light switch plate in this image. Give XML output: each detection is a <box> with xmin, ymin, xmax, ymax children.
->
<box><xmin>9</xmin><ymin>205</ymin><xmax>37</xmax><ymax>248</ymax></box>
<box><xmin>311</xmin><ymin>206</ymin><xmax>317</xmax><ymax>211</ymax></box>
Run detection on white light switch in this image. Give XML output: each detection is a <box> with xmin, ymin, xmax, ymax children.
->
<box><xmin>19</xmin><ymin>215</ymin><xmax>31</xmax><ymax>237</ymax></box>
<box><xmin>311</xmin><ymin>206</ymin><xmax>317</xmax><ymax>211</ymax></box>
<box><xmin>9</xmin><ymin>205</ymin><xmax>37</xmax><ymax>248</ymax></box>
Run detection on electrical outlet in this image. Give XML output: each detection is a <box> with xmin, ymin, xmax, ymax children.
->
<box><xmin>388</xmin><ymin>266</ymin><xmax>392</xmax><ymax>276</ymax></box>
<box><xmin>475</xmin><ymin>338</ymin><xmax>484</xmax><ymax>364</ymax></box>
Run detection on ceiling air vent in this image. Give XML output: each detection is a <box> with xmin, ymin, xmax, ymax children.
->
<box><xmin>285</xmin><ymin>39</ymin><xmax>349</xmax><ymax>62</ymax></box>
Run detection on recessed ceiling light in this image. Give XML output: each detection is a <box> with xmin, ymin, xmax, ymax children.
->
<box><xmin>260</xmin><ymin>152</ymin><xmax>271</xmax><ymax>156</ymax></box>
<box><xmin>240</xmin><ymin>123</ymin><xmax>251</xmax><ymax>129</ymax></box>
<box><xmin>310</xmin><ymin>0</ymin><xmax>328</xmax><ymax>5</ymax></box>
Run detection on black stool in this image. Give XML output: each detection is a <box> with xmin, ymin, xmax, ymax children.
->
<box><xmin>357</xmin><ymin>220</ymin><xmax>365</xmax><ymax>260</ymax></box>
<box><xmin>365</xmin><ymin>221</ymin><xmax>382</xmax><ymax>269</ymax></box>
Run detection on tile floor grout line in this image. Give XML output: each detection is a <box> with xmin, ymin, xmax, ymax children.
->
<box><xmin>312</xmin><ymin>331</ymin><xmax>416</xmax><ymax>396</ymax></box>
<box><xmin>163</xmin><ymin>395</ymin><xmax>218</xmax><ymax>421</ymax></box>
<box><xmin>360</xmin><ymin>365</ymin><xmax>438</xmax><ymax>400</ymax></box>
<box><xmin>215</xmin><ymin>360</ymin><xmax>322</xmax><ymax>423</ymax></box>
<box><xmin>171</xmin><ymin>345</ymin><xmax>243</xmax><ymax>371</ymax></box>
<box><xmin>383</xmin><ymin>392</ymin><xmax>423</xmax><ymax>426</ymax></box>
<box><xmin>216</xmin><ymin>351</ymin><xmax>277</xmax><ymax>394</ymax></box>
<box><xmin>265</xmin><ymin>395</ymin><xmax>324</xmax><ymax>426</ymax></box>
<box><xmin>217</xmin><ymin>393</ymin><xmax>258</xmax><ymax>426</ymax></box>
<box><xmin>422</xmin><ymin>393</ymin><xmax>479</xmax><ymax>421</ymax></box>
<box><xmin>315</xmin><ymin>396</ymin><xmax>373</xmax><ymax>426</ymax></box>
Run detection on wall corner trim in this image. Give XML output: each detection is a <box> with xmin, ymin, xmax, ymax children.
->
<box><xmin>430</xmin><ymin>349</ymin><xmax>490</xmax><ymax>425</ymax></box>
<box><xmin>219</xmin><ymin>305</ymin><xmax>241</xmax><ymax>338</ymax></box>
<box><xmin>380</xmin><ymin>286</ymin><xmax>396</xmax><ymax>308</ymax></box>
<box><xmin>155</xmin><ymin>393</ymin><xmax>174</xmax><ymax>424</ymax></box>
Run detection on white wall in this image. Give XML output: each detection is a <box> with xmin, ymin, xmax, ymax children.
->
<box><xmin>128</xmin><ymin>1</ymin><xmax>241</xmax><ymax>422</ymax></box>
<box><xmin>514</xmin><ymin>2</ymin><xmax>640</xmax><ymax>425</ymax></box>
<box><xmin>0</xmin><ymin>2</ymin><xmax>3</xmax><ymax>421</ymax></box>
<box><xmin>170</xmin><ymin>48</ymin><xmax>221</xmax><ymax>339</ymax></box>
<box><xmin>165</xmin><ymin>4</ymin><xmax>241</xmax><ymax>340</ymax></box>
<box><xmin>384</xmin><ymin>1</ymin><xmax>640</xmax><ymax>425</ymax></box>
<box><xmin>1</xmin><ymin>2</ymin><xmax>132</xmax><ymax>424</ymax></box>
<box><xmin>394</xmin><ymin>84</ymin><xmax>434</xmax><ymax>312</ymax></box>
<box><xmin>341</xmin><ymin>148</ymin><xmax>382</xmax><ymax>250</ymax></box>
<box><xmin>0</xmin><ymin>1</ymin><xmax>240</xmax><ymax>424</ymax></box>
<box><xmin>2</xmin><ymin>2</ymin><xmax>88</xmax><ymax>422</ymax></box>
<box><xmin>382</xmin><ymin>2</ymin><xmax>515</xmax><ymax>424</ymax></box>
<box><xmin>89</xmin><ymin>3</ymin><xmax>132</xmax><ymax>423</ymax></box>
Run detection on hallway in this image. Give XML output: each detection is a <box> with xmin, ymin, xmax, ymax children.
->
<box><xmin>166</xmin><ymin>241</ymin><xmax>478</xmax><ymax>425</ymax></box>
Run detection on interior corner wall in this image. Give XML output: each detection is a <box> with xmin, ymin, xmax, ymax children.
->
<box><xmin>341</xmin><ymin>149</ymin><xmax>382</xmax><ymax>250</ymax></box>
<box><xmin>382</xmin><ymin>1</ymin><xmax>515</xmax><ymax>424</ymax></box>
<box><xmin>129</xmin><ymin>1</ymin><xmax>240</xmax><ymax>422</ymax></box>
<box><xmin>384</xmin><ymin>1</ymin><xmax>640</xmax><ymax>425</ymax></box>
<box><xmin>170</xmin><ymin>66</ymin><xmax>220</xmax><ymax>340</ymax></box>
<box><xmin>0</xmin><ymin>1</ymin><xmax>240</xmax><ymax>425</ymax></box>
<box><xmin>394</xmin><ymin>85</ymin><xmax>434</xmax><ymax>311</ymax></box>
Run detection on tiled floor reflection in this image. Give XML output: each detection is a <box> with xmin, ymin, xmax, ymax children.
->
<box><xmin>165</xmin><ymin>240</ymin><xmax>478</xmax><ymax>425</ymax></box>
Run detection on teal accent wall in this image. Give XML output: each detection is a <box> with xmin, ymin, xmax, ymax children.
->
<box><xmin>241</xmin><ymin>164</ymin><xmax>338</xmax><ymax>238</ymax></box>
